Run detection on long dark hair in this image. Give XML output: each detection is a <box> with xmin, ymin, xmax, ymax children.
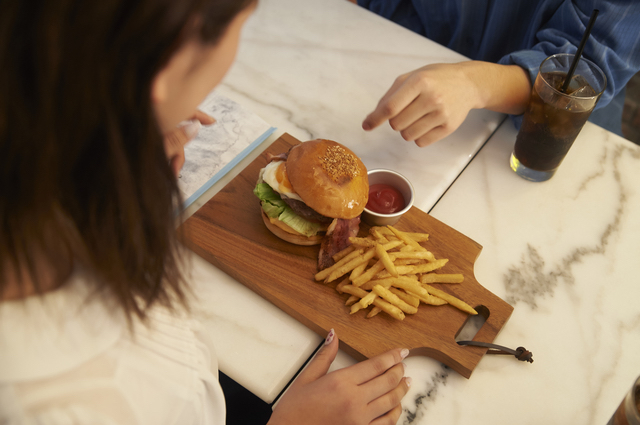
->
<box><xmin>0</xmin><ymin>0</ymin><xmax>255</xmax><ymax>319</ymax></box>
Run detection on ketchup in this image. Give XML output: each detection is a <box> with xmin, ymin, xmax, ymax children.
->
<box><xmin>366</xmin><ymin>184</ymin><xmax>405</xmax><ymax>214</ymax></box>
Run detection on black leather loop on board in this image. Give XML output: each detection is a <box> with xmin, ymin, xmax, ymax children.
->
<box><xmin>457</xmin><ymin>341</ymin><xmax>534</xmax><ymax>363</ymax></box>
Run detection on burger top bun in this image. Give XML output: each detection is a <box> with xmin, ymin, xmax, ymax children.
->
<box><xmin>261</xmin><ymin>210</ymin><xmax>323</xmax><ymax>246</ymax></box>
<box><xmin>286</xmin><ymin>139</ymin><xmax>368</xmax><ymax>219</ymax></box>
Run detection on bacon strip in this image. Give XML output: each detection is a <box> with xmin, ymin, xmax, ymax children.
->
<box><xmin>318</xmin><ymin>216</ymin><xmax>361</xmax><ymax>270</ymax></box>
<box><xmin>267</xmin><ymin>151</ymin><xmax>289</xmax><ymax>163</ymax></box>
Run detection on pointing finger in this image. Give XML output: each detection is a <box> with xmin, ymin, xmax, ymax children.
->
<box><xmin>362</xmin><ymin>77</ymin><xmax>418</xmax><ymax>131</ymax></box>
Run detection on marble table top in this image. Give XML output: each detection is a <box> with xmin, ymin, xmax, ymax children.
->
<box><xmin>181</xmin><ymin>0</ymin><xmax>640</xmax><ymax>421</ymax></box>
<box><xmin>397</xmin><ymin>120</ymin><xmax>640</xmax><ymax>424</ymax></box>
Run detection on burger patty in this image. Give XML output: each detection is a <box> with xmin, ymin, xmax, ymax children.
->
<box><xmin>281</xmin><ymin>195</ymin><xmax>333</xmax><ymax>224</ymax></box>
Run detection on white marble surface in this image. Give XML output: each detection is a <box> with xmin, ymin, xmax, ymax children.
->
<box><xmin>181</xmin><ymin>0</ymin><xmax>505</xmax><ymax>404</ymax></box>
<box><xmin>396</xmin><ymin>121</ymin><xmax>640</xmax><ymax>424</ymax></box>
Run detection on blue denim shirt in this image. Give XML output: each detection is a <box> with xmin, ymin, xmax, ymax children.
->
<box><xmin>358</xmin><ymin>0</ymin><xmax>640</xmax><ymax>133</ymax></box>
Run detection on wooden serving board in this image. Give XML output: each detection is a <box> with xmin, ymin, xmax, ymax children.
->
<box><xmin>180</xmin><ymin>133</ymin><xmax>513</xmax><ymax>378</ymax></box>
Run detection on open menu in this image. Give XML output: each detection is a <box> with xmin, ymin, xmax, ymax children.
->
<box><xmin>178</xmin><ymin>91</ymin><xmax>276</xmax><ymax>209</ymax></box>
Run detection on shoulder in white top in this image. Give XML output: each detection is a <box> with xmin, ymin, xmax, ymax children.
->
<box><xmin>0</xmin><ymin>273</ymin><xmax>226</xmax><ymax>425</ymax></box>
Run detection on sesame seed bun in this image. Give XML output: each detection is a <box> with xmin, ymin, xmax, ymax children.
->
<box><xmin>286</xmin><ymin>139</ymin><xmax>368</xmax><ymax>219</ymax></box>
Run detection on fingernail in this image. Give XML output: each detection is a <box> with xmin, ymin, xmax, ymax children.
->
<box><xmin>178</xmin><ymin>119</ymin><xmax>201</xmax><ymax>139</ymax></box>
<box><xmin>362</xmin><ymin>121</ymin><xmax>371</xmax><ymax>131</ymax></box>
<box><xmin>324</xmin><ymin>328</ymin><xmax>335</xmax><ymax>346</ymax></box>
<box><xmin>400</xmin><ymin>348</ymin><xmax>409</xmax><ymax>359</ymax></box>
<box><xmin>405</xmin><ymin>377</ymin><xmax>412</xmax><ymax>387</ymax></box>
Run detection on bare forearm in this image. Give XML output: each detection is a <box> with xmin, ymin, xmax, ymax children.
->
<box><xmin>361</xmin><ymin>60</ymin><xmax>532</xmax><ymax>147</ymax></box>
<box><xmin>459</xmin><ymin>61</ymin><xmax>532</xmax><ymax>115</ymax></box>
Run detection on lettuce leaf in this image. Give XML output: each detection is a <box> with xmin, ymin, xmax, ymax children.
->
<box><xmin>253</xmin><ymin>182</ymin><xmax>322</xmax><ymax>237</ymax></box>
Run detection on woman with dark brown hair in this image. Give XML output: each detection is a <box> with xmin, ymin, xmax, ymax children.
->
<box><xmin>0</xmin><ymin>0</ymin><xmax>409</xmax><ymax>423</ymax></box>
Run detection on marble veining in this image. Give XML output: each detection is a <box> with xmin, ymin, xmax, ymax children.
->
<box><xmin>403</xmin><ymin>367</ymin><xmax>450</xmax><ymax>424</ymax></box>
<box><xmin>504</xmin><ymin>141</ymin><xmax>638</xmax><ymax>310</ymax></box>
<box><xmin>504</xmin><ymin>243</ymin><xmax>558</xmax><ymax>308</ymax></box>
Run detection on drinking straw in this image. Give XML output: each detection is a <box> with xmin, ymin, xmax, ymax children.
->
<box><xmin>561</xmin><ymin>9</ymin><xmax>599</xmax><ymax>93</ymax></box>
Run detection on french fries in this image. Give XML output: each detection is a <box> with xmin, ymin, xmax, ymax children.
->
<box><xmin>389</xmin><ymin>287</ymin><xmax>419</xmax><ymax>308</ymax></box>
<box><xmin>316</xmin><ymin>248</ymin><xmax>376</xmax><ymax>283</ymax></box>
<box><xmin>423</xmin><ymin>284</ymin><xmax>477</xmax><ymax>315</ymax></box>
<box><xmin>372</xmin><ymin>285</ymin><xmax>418</xmax><ymax>315</ymax></box>
<box><xmin>375</xmin><ymin>243</ymin><xmax>398</xmax><ymax>278</ymax></box>
<box><xmin>420</xmin><ymin>273</ymin><xmax>464</xmax><ymax>284</ymax></box>
<box><xmin>332</xmin><ymin>245</ymin><xmax>356</xmax><ymax>263</ymax></box>
<box><xmin>351</xmin><ymin>260</ymin><xmax>386</xmax><ymax>287</ymax></box>
<box><xmin>317</xmin><ymin>225</ymin><xmax>476</xmax><ymax>321</ymax></box>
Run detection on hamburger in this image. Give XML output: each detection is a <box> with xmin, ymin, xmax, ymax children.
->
<box><xmin>253</xmin><ymin>139</ymin><xmax>368</xmax><ymax>269</ymax></box>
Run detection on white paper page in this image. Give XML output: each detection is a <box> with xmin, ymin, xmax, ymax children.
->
<box><xmin>178</xmin><ymin>91</ymin><xmax>275</xmax><ymax>208</ymax></box>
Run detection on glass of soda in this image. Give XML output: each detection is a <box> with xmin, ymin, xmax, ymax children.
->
<box><xmin>510</xmin><ymin>53</ymin><xmax>606</xmax><ymax>182</ymax></box>
<box><xmin>608</xmin><ymin>375</ymin><xmax>640</xmax><ymax>425</ymax></box>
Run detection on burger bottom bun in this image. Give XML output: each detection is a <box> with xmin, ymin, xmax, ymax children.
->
<box><xmin>261</xmin><ymin>209</ymin><xmax>323</xmax><ymax>246</ymax></box>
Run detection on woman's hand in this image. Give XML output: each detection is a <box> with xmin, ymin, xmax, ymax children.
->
<box><xmin>163</xmin><ymin>110</ymin><xmax>216</xmax><ymax>176</ymax></box>
<box><xmin>362</xmin><ymin>61</ymin><xmax>531</xmax><ymax>147</ymax></box>
<box><xmin>268</xmin><ymin>330</ymin><xmax>411</xmax><ymax>425</ymax></box>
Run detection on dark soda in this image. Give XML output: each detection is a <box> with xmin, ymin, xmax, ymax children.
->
<box><xmin>514</xmin><ymin>71</ymin><xmax>596</xmax><ymax>172</ymax></box>
<box><xmin>607</xmin><ymin>382</ymin><xmax>640</xmax><ymax>425</ymax></box>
